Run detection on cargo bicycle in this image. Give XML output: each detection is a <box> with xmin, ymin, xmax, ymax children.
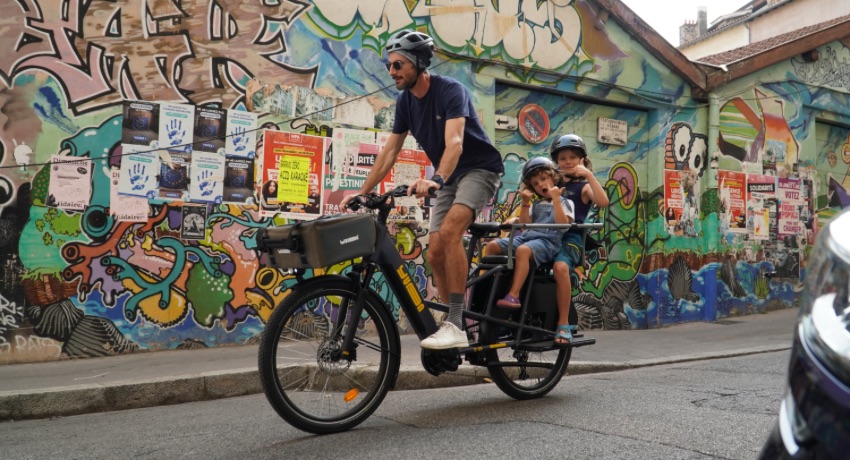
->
<box><xmin>256</xmin><ymin>185</ymin><xmax>601</xmax><ymax>434</ymax></box>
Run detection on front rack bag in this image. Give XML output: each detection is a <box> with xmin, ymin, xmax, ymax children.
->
<box><xmin>259</xmin><ymin>214</ymin><xmax>377</xmax><ymax>269</ymax></box>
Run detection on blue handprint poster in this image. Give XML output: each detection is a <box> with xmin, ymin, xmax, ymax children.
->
<box><xmin>158</xmin><ymin>102</ymin><xmax>195</xmax><ymax>153</ymax></box>
<box><xmin>190</xmin><ymin>151</ymin><xmax>224</xmax><ymax>204</ymax></box>
<box><xmin>118</xmin><ymin>145</ymin><xmax>160</xmax><ymax>199</ymax></box>
<box><xmin>225</xmin><ymin>110</ymin><xmax>257</xmax><ymax>158</ymax></box>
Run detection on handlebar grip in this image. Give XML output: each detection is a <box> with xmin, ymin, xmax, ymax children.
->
<box><xmin>346</xmin><ymin>195</ymin><xmax>365</xmax><ymax>211</ymax></box>
<box><xmin>427</xmin><ymin>186</ymin><xmax>438</xmax><ymax>198</ymax></box>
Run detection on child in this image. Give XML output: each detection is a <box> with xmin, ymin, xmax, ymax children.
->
<box><xmin>485</xmin><ymin>157</ymin><xmax>575</xmax><ymax>309</ymax></box>
<box><xmin>550</xmin><ymin>134</ymin><xmax>609</xmax><ymax>346</ymax></box>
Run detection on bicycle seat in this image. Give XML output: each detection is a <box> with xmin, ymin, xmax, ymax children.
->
<box><xmin>480</xmin><ymin>255</ymin><xmax>509</xmax><ymax>265</ymax></box>
<box><xmin>468</xmin><ymin>222</ymin><xmax>502</xmax><ymax>237</ymax></box>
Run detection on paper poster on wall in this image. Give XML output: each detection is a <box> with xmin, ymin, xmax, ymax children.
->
<box><xmin>778</xmin><ymin>177</ymin><xmax>804</xmax><ymax>240</ymax></box>
<box><xmin>189</xmin><ymin>151</ymin><xmax>224</xmax><ymax>203</ymax></box>
<box><xmin>663</xmin><ymin>169</ymin><xmax>699</xmax><ymax>237</ymax></box>
<box><xmin>746</xmin><ymin>174</ymin><xmax>776</xmax><ymax>238</ymax></box>
<box><xmin>333</xmin><ymin>96</ymin><xmax>376</xmax><ymax>128</ymax></box>
<box><xmin>718</xmin><ymin>170</ymin><xmax>747</xmax><ymax>234</ymax></box>
<box><xmin>158</xmin><ymin>150</ymin><xmax>191</xmax><ymax>201</ymax></box>
<box><xmin>328</xmin><ymin>128</ymin><xmax>377</xmax><ymax>193</ymax></box>
<box><xmin>380</xmin><ymin>147</ymin><xmax>430</xmax><ymax>221</ymax></box>
<box><xmin>47</xmin><ymin>155</ymin><xmax>92</xmax><ymax>211</ymax></box>
<box><xmin>194</xmin><ymin>107</ymin><xmax>227</xmax><ymax>154</ymax></box>
<box><xmin>225</xmin><ymin>110</ymin><xmax>258</xmax><ymax>158</ymax></box>
<box><xmin>260</xmin><ymin>130</ymin><xmax>326</xmax><ymax>219</ymax></box>
<box><xmin>663</xmin><ymin>169</ymin><xmax>683</xmax><ymax>232</ymax></box>
<box><xmin>245</xmin><ymin>78</ymin><xmax>296</xmax><ymax>116</ymax></box>
<box><xmin>223</xmin><ymin>156</ymin><xmax>254</xmax><ymax>203</ymax></box>
<box><xmin>110</xmin><ymin>170</ymin><xmax>149</xmax><ymax>221</ymax></box>
<box><xmin>322</xmin><ymin>141</ymin><xmax>378</xmax><ymax>215</ymax></box>
<box><xmin>118</xmin><ymin>145</ymin><xmax>160</xmax><ymax>199</ymax></box>
<box><xmin>751</xmin><ymin>207</ymin><xmax>770</xmax><ymax>240</ymax></box>
<box><xmin>122</xmin><ymin>101</ymin><xmax>160</xmax><ymax>147</ymax></box>
<box><xmin>181</xmin><ymin>205</ymin><xmax>207</xmax><ymax>240</ymax></box>
<box><xmin>158</xmin><ymin>102</ymin><xmax>194</xmax><ymax>153</ymax></box>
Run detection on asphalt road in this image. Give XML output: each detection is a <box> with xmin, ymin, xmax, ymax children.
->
<box><xmin>0</xmin><ymin>350</ymin><xmax>789</xmax><ymax>460</ymax></box>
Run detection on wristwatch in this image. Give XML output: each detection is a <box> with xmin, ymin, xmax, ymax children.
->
<box><xmin>430</xmin><ymin>175</ymin><xmax>444</xmax><ymax>190</ymax></box>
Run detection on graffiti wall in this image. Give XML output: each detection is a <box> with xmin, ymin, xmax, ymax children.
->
<box><xmin>2</xmin><ymin>0</ymin><xmax>849</xmax><ymax>364</ymax></box>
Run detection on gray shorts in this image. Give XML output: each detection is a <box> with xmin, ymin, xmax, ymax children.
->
<box><xmin>430</xmin><ymin>170</ymin><xmax>501</xmax><ymax>233</ymax></box>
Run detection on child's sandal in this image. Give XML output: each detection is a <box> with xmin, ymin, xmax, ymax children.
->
<box><xmin>554</xmin><ymin>324</ymin><xmax>573</xmax><ymax>347</ymax></box>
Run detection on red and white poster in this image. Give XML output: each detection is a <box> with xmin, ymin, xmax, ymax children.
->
<box><xmin>777</xmin><ymin>177</ymin><xmax>804</xmax><ymax>239</ymax></box>
<box><xmin>259</xmin><ymin>130</ymin><xmax>328</xmax><ymax>220</ymax></box>
<box><xmin>718</xmin><ymin>170</ymin><xmax>747</xmax><ymax>233</ymax></box>
<box><xmin>663</xmin><ymin>169</ymin><xmax>684</xmax><ymax>229</ymax></box>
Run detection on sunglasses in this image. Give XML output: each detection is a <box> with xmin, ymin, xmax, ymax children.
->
<box><xmin>384</xmin><ymin>60</ymin><xmax>408</xmax><ymax>71</ymax></box>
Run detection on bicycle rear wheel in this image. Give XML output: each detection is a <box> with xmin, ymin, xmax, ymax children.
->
<box><xmin>479</xmin><ymin>320</ymin><xmax>571</xmax><ymax>400</ymax></box>
<box><xmin>258</xmin><ymin>277</ymin><xmax>400</xmax><ymax>434</ymax></box>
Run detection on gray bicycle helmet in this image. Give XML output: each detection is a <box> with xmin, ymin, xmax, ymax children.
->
<box><xmin>550</xmin><ymin>134</ymin><xmax>587</xmax><ymax>161</ymax></box>
<box><xmin>521</xmin><ymin>157</ymin><xmax>558</xmax><ymax>188</ymax></box>
<box><xmin>385</xmin><ymin>29</ymin><xmax>435</xmax><ymax>70</ymax></box>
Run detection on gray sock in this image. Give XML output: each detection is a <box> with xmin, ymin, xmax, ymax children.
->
<box><xmin>447</xmin><ymin>293</ymin><xmax>465</xmax><ymax>329</ymax></box>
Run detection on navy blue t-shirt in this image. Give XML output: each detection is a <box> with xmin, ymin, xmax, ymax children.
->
<box><xmin>392</xmin><ymin>75</ymin><xmax>504</xmax><ymax>183</ymax></box>
<box><xmin>561</xmin><ymin>180</ymin><xmax>591</xmax><ymax>235</ymax></box>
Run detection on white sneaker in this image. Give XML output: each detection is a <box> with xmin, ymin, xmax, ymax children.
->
<box><xmin>420</xmin><ymin>322</ymin><xmax>469</xmax><ymax>350</ymax></box>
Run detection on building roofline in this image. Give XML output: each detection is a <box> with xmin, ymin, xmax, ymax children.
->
<box><xmin>594</xmin><ymin>0</ymin><xmax>708</xmax><ymax>90</ymax></box>
<box><xmin>699</xmin><ymin>16</ymin><xmax>850</xmax><ymax>90</ymax></box>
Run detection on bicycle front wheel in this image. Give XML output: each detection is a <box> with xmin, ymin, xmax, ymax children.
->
<box><xmin>479</xmin><ymin>322</ymin><xmax>571</xmax><ymax>400</ymax></box>
<box><xmin>258</xmin><ymin>277</ymin><xmax>400</xmax><ymax>434</ymax></box>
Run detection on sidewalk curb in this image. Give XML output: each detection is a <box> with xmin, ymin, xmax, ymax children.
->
<box><xmin>0</xmin><ymin>346</ymin><xmax>791</xmax><ymax>422</ymax></box>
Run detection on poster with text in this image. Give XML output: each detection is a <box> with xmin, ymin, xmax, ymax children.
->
<box><xmin>778</xmin><ymin>177</ymin><xmax>804</xmax><ymax>240</ymax></box>
<box><xmin>110</xmin><ymin>170</ymin><xmax>149</xmax><ymax>221</ymax></box>
<box><xmin>225</xmin><ymin>110</ymin><xmax>258</xmax><ymax>158</ymax></box>
<box><xmin>663</xmin><ymin>169</ymin><xmax>684</xmax><ymax>231</ymax></box>
<box><xmin>746</xmin><ymin>174</ymin><xmax>776</xmax><ymax>237</ymax></box>
<box><xmin>718</xmin><ymin>170</ymin><xmax>747</xmax><ymax>233</ymax></box>
<box><xmin>322</xmin><ymin>141</ymin><xmax>377</xmax><ymax>215</ymax></box>
<box><xmin>189</xmin><ymin>151</ymin><xmax>225</xmax><ymax>203</ymax></box>
<box><xmin>158</xmin><ymin>102</ymin><xmax>194</xmax><ymax>153</ymax></box>
<box><xmin>122</xmin><ymin>100</ymin><xmax>160</xmax><ymax>147</ymax></box>
<box><xmin>118</xmin><ymin>145</ymin><xmax>160</xmax><ymax>199</ymax></box>
<box><xmin>158</xmin><ymin>150</ymin><xmax>191</xmax><ymax>201</ymax></box>
<box><xmin>328</xmin><ymin>128</ymin><xmax>377</xmax><ymax>192</ymax></box>
<box><xmin>380</xmin><ymin>147</ymin><xmax>430</xmax><ymax>221</ymax></box>
<box><xmin>47</xmin><ymin>155</ymin><xmax>92</xmax><ymax>211</ymax></box>
<box><xmin>194</xmin><ymin>107</ymin><xmax>227</xmax><ymax>154</ymax></box>
<box><xmin>223</xmin><ymin>156</ymin><xmax>254</xmax><ymax>203</ymax></box>
<box><xmin>260</xmin><ymin>130</ymin><xmax>326</xmax><ymax>219</ymax></box>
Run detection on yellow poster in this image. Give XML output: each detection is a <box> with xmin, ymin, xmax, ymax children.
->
<box><xmin>278</xmin><ymin>155</ymin><xmax>311</xmax><ymax>203</ymax></box>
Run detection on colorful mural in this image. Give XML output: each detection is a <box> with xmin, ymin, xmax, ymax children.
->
<box><xmin>1</xmin><ymin>0</ymin><xmax>849</xmax><ymax>365</ymax></box>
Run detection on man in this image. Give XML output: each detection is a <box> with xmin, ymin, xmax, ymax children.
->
<box><xmin>342</xmin><ymin>29</ymin><xmax>503</xmax><ymax>349</ymax></box>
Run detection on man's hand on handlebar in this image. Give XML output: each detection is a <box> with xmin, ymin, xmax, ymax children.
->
<box><xmin>408</xmin><ymin>178</ymin><xmax>439</xmax><ymax>198</ymax></box>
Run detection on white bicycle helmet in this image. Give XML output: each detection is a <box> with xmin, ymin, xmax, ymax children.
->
<box><xmin>385</xmin><ymin>29</ymin><xmax>435</xmax><ymax>70</ymax></box>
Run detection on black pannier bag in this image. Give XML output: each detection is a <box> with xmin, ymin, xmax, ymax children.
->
<box><xmin>259</xmin><ymin>214</ymin><xmax>377</xmax><ymax>269</ymax></box>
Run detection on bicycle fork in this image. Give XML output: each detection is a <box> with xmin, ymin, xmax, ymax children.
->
<box><xmin>328</xmin><ymin>265</ymin><xmax>376</xmax><ymax>362</ymax></box>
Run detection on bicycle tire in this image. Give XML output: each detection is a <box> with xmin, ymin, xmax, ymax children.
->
<box><xmin>258</xmin><ymin>276</ymin><xmax>401</xmax><ymax>434</ymax></box>
<box><xmin>479</xmin><ymin>319</ymin><xmax>571</xmax><ymax>400</ymax></box>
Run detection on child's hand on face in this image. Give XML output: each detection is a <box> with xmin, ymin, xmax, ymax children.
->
<box><xmin>562</xmin><ymin>163</ymin><xmax>590</xmax><ymax>180</ymax></box>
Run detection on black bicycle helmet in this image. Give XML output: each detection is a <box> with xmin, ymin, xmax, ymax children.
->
<box><xmin>521</xmin><ymin>157</ymin><xmax>558</xmax><ymax>188</ymax></box>
<box><xmin>550</xmin><ymin>134</ymin><xmax>587</xmax><ymax>161</ymax></box>
<box><xmin>385</xmin><ymin>29</ymin><xmax>435</xmax><ymax>70</ymax></box>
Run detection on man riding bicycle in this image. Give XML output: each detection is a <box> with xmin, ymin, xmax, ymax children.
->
<box><xmin>341</xmin><ymin>29</ymin><xmax>503</xmax><ymax>350</ymax></box>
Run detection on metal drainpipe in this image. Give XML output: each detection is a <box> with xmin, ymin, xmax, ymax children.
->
<box><xmin>708</xmin><ymin>92</ymin><xmax>720</xmax><ymax>185</ymax></box>
<box><xmin>704</xmin><ymin>91</ymin><xmax>721</xmax><ymax>321</ymax></box>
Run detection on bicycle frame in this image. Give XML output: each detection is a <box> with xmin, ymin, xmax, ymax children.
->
<box><xmin>330</xmin><ymin>197</ymin><xmax>601</xmax><ymax>359</ymax></box>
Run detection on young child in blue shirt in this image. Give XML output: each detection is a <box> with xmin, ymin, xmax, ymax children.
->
<box><xmin>485</xmin><ymin>157</ymin><xmax>575</xmax><ymax>309</ymax></box>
